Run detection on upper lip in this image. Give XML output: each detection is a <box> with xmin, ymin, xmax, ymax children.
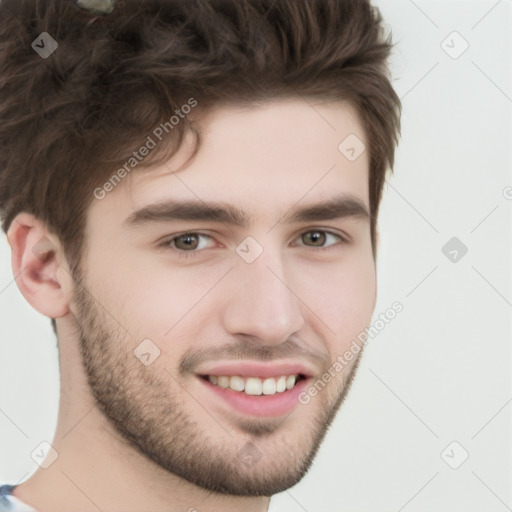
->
<box><xmin>196</xmin><ymin>360</ymin><xmax>316</xmax><ymax>379</ymax></box>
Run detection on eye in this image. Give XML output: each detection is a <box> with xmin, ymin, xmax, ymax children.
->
<box><xmin>296</xmin><ymin>230</ymin><xmax>346</xmax><ymax>249</ymax></box>
<box><xmin>159</xmin><ymin>232</ymin><xmax>216</xmax><ymax>257</ymax></box>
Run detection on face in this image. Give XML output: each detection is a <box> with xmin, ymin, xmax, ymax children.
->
<box><xmin>71</xmin><ymin>98</ymin><xmax>376</xmax><ymax>495</ymax></box>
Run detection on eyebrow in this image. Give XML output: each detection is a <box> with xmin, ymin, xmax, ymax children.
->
<box><xmin>122</xmin><ymin>193</ymin><xmax>370</xmax><ymax>229</ymax></box>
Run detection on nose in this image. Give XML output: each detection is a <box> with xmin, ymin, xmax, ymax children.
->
<box><xmin>220</xmin><ymin>249</ymin><xmax>306</xmax><ymax>346</ymax></box>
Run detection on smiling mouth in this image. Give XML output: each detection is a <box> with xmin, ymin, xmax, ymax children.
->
<box><xmin>199</xmin><ymin>374</ymin><xmax>307</xmax><ymax>396</ymax></box>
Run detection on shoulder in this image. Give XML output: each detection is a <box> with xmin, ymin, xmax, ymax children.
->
<box><xmin>0</xmin><ymin>485</ymin><xmax>39</xmax><ymax>512</ymax></box>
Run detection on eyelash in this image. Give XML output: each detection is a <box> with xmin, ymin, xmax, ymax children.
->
<box><xmin>158</xmin><ymin>229</ymin><xmax>348</xmax><ymax>260</ymax></box>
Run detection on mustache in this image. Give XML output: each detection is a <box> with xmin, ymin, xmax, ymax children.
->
<box><xmin>179</xmin><ymin>335</ymin><xmax>329</xmax><ymax>377</ymax></box>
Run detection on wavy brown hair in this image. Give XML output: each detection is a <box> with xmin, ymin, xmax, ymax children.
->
<box><xmin>0</xmin><ymin>0</ymin><xmax>401</xmax><ymax>332</ymax></box>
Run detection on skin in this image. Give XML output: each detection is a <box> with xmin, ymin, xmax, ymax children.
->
<box><xmin>7</xmin><ymin>97</ymin><xmax>377</xmax><ymax>512</ymax></box>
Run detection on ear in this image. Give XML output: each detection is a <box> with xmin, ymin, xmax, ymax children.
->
<box><xmin>6</xmin><ymin>212</ymin><xmax>73</xmax><ymax>319</ymax></box>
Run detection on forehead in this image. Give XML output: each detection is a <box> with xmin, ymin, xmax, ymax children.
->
<box><xmin>91</xmin><ymin>98</ymin><xmax>370</xmax><ymax>226</ymax></box>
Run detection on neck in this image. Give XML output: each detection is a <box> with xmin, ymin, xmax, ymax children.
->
<box><xmin>14</xmin><ymin>401</ymin><xmax>271</xmax><ymax>512</ymax></box>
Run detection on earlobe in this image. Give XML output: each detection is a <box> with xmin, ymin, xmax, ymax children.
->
<box><xmin>6</xmin><ymin>212</ymin><xmax>71</xmax><ymax>319</ymax></box>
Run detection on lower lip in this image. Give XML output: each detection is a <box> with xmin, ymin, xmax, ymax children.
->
<box><xmin>199</xmin><ymin>377</ymin><xmax>309</xmax><ymax>417</ymax></box>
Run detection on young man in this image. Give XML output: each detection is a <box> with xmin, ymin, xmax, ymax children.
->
<box><xmin>0</xmin><ymin>0</ymin><xmax>401</xmax><ymax>510</ymax></box>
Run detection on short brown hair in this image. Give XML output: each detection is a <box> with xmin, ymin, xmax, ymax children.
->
<box><xmin>0</xmin><ymin>0</ymin><xmax>401</xmax><ymax>331</ymax></box>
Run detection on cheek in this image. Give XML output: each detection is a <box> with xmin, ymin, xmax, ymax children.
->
<box><xmin>106</xmin><ymin>261</ymin><xmax>224</xmax><ymax>344</ymax></box>
<box><xmin>298</xmin><ymin>253</ymin><xmax>376</xmax><ymax>350</ymax></box>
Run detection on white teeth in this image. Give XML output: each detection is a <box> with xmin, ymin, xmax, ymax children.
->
<box><xmin>245</xmin><ymin>377</ymin><xmax>262</xmax><ymax>395</ymax></box>
<box><xmin>276</xmin><ymin>376</ymin><xmax>287</xmax><ymax>393</ymax></box>
<box><xmin>229</xmin><ymin>375</ymin><xmax>245</xmax><ymax>392</ymax></box>
<box><xmin>206</xmin><ymin>374</ymin><xmax>301</xmax><ymax>395</ymax></box>
<box><xmin>262</xmin><ymin>378</ymin><xmax>276</xmax><ymax>395</ymax></box>
<box><xmin>217</xmin><ymin>376</ymin><xmax>230</xmax><ymax>388</ymax></box>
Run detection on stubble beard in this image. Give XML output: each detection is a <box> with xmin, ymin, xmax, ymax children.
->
<box><xmin>71</xmin><ymin>277</ymin><xmax>362</xmax><ymax>496</ymax></box>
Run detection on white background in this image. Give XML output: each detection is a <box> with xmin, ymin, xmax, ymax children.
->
<box><xmin>1</xmin><ymin>1</ymin><xmax>511</xmax><ymax>510</ymax></box>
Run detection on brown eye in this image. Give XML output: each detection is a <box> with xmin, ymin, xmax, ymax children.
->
<box><xmin>298</xmin><ymin>230</ymin><xmax>345</xmax><ymax>249</ymax></box>
<box><xmin>159</xmin><ymin>232</ymin><xmax>216</xmax><ymax>257</ymax></box>
<box><xmin>302</xmin><ymin>231</ymin><xmax>327</xmax><ymax>247</ymax></box>
<box><xmin>174</xmin><ymin>233</ymin><xmax>200</xmax><ymax>250</ymax></box>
